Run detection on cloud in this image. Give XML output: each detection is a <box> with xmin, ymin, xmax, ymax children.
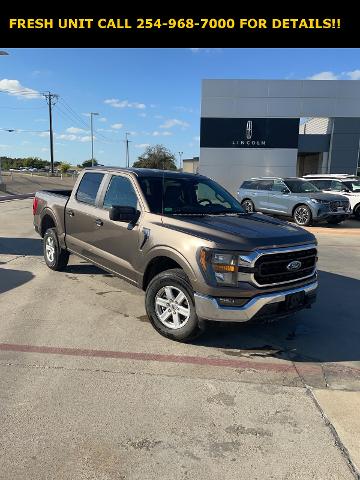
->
<box><xmin>66</xmin><ymin>126</ymin><xmax>88</xmax><ymax>134</ymax></box>
<box><xmin>57</xmin><ymin>133</ymin><xmax>93</xmax><ymax>142</ymax></box>
<box><xmin>135</xmin><ymin>143</ymin><xmax>150</xmax><ymax>149</ymax></box>
<box><xmin>152</xmin><ymin>131</ymin><xmax>173</xmax><ymax>136</ymax></box>
<box><xmin>345</xmin><ymin>70</ymin><xmax>360</xmax><ymax>80</ymax></box>
<box><xmin>193</xmin><ymin>136</ymin><xmax>200</xmax><ymax>142</ymax></box>
<box><xmin>0</xmin><ymin>78</ymin><xmax>40</xmax><ymax>99</ymax></box>
<box><xmin>138</xmin><ymin>112</ymin><xmax>147</xmax><ymax>117</ymax></box>
<box><xmin>99</xmin><ymin>117</ymin><xmax>107</xmax><ymax>122</ymax></box>
<box><xmin>111</xmin><ymin>123</ymin><xmax>123</xmax><ymax>129</ymax></box>
<box><xmin>104</xmin><ymin>98</ymin><xmax>146</xmax><ymax>109</ymax></box>
<box><xmin>175</xmin><ymin>106</ymin><xmax>195</xmax><ymax>113</ymax></box>
<box><xmin>306</xmin><ymin>71</ymin><xmax>339</xmax><ymax>80</ymax></box>
<box><xmin>160</xmin><ymin>118</ymin><xmax>190</xmax><ymax>129</ymax></box>
<box><xmin>0</xmin><ymin>144</ymin><xmax>10</xmax><ymax>148</ymax></box>
<box><xmin>41</xmin><ymin>147</ymin><xmax>49</xmax><ymax>152</ymax></box>
<box><xmin>307</xmin><ymin>69</ymin><xmax>360</xmax><ymax>81</ymax></box>
<box><xmin>37</xmin><ymin>131</ymin><xmax>50</xmax><ymax>137</ymax></box>
<box><xmin>189</xmin><ymin>48</ymin><xmax>222</xmax><ymax>54</ymax></box>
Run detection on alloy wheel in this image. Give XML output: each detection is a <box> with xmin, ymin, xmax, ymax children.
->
<box><xmin>295</xmin><ymin>207</ymin><xmax>310</xmax><ymax>225</ymax></box>
<box><xmin>45</xmin><ymin>236</ymin><xmax>55</xmax><ymax>263</ymax></box>
<box><xmin>154</xmin><ymin>285</ymin><xmax>191</xmax><ymax>329</ymax></box>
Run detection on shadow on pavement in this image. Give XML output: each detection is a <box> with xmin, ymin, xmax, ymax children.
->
<box><xmin>0</xmin><ymin>267</ymin><xmax>34</xmax><ymax>294</ymax></box>
<box><xmin>0</xmin><ymin>237</ymin><xmax>43</xmax><ymax>256</ymax></box>
<box><xmin>195</xmin><ymin>270</ymin><xmax>360</xmax><ymax>364</ymax></box>
<box><xmin>66</xmin><ymin>264</ymin><xmax>106</xmax><ymax>275</ymax></box>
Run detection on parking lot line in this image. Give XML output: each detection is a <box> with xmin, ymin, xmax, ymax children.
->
<box><xmin>0</xmin><ymin>342</ymin><xmax>297</xmax><ymax>372</ymax></box>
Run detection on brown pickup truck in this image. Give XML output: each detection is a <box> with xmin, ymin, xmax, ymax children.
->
<box><xmin>33</xmin><ymin>167</ymin><xmax>318</xmax><ymax>341</ymax></box>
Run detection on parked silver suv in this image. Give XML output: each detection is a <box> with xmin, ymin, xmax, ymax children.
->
<box><xmin>237</xmin><ymin>177</ymin><xmax>351</xmax><ymax>226</ymax></box>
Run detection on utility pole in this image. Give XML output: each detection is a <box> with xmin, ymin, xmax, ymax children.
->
<box><xmin>89</xmin><ymin>112</ymin><xmax>99</xmax><ymax>167</ymax></box>
<box><xmin>43</xmin><ymin>92</ymin><xmax>58</xmax><ymax>175</ymax></box>
<box><xmin>178</xmin><ymin>151</ymin><xmax>183</xmax><ymax>170</ymax></box>
<box><xmin>125</xmin><ymin>132</ymin><xmax>131</xmax><ymax>167</ymax></box>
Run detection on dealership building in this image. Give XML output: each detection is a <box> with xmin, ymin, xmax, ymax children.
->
<box><xmin>199</xmin><ymin>79</ymin><xmax>360</xmax><ymax>195</ymax></box>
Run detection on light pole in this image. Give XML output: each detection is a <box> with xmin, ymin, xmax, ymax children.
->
<box><xmin>90</xmin><ymin>112</ymin><xmax>99</xmax><ymax>167</ymax></box>
<box><xmin>178</xmin><ymin>151</ymin><xmax>183</xmax><ymax>170</ymax></box>
<box><xmin>125</xmin><ymin>132</ymin><xmax>132</xmax><ymax>167</ymax></box>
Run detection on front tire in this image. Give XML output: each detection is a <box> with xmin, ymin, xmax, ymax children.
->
<box><xmin>241</xmin><ymin>199</ymin><xmax>255</xmax><ymax>213</ymax></box>
<box><xmin>145</xmin><ymin>268</ymin><xmax>204</xmax><ymax>342</ymax></box>
<box><xmin>43</xmin><ymin>228</ymin><xmax>69</xmax><ymax>271</ymax></box>
<box><xmin>354</xmin><ymin>204</ymin><xmax>360</xmax><ymax>220</ymax></box>
<box><xmin>293</xmin><ymin>205</ymin><xmax>312</xmax><ymax>226</ymax></box>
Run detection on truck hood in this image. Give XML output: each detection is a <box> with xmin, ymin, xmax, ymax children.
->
<box><xmin>162</xmin><ymin>213</ymin><xmax>316</xmax><ymax>251</ymax></box>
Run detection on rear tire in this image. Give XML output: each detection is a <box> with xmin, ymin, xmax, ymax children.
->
<box><xmin>293</xmin><ymin>205</ymin><xmax>312</xmax><ymax>226</ymax></box>
<box><xmin>43</xmin><ymin>228</ymin><xmax>69</xmax><ymax>271</ymax></box>
<box><xmin>145</xmin><ymin>268</ymin><xmax>205</xmax><ymax>342</ymax></box>
<box><xmin>241</xmin><ymin>199</ymin><xmax>255</xmax><ymax>213</ymax></box>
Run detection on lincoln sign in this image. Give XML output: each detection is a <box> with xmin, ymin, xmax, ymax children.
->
<box><xmin>200</xmin><ymin>118</ymin><xmax>300</xmax><ymax>149</ymax></box>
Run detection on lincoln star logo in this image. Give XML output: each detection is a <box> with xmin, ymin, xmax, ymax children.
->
<box><xmin>246</xmin><ymin>120</ymin><xmax>253</xmax><ymax>140</ymax></box>
<box><xmin>286</xmin><ymin>260</ymin><xmax>302</xmax><ymax>271</ymax></box>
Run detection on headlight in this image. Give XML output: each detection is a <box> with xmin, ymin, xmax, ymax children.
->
<box><xmin>199</xmin><ymin>248</ymin><xmax>251</xmax><ymax>286</ymax></box>
<box><xmin>310</xmin><ymin>198</ymin><xmax>330</xmax><ymax>205</ymax></box>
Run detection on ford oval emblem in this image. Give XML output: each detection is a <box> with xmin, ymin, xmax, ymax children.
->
<box><xmin>287</xmin><ymin>260</ymin><xmax>302</xmax><ymax>271</ymax></box>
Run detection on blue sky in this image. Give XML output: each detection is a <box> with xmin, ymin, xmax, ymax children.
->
<box><xmin>1</xmin><ymin>48</ymin><xmax>360</xmax><ymax>167</ymax></box>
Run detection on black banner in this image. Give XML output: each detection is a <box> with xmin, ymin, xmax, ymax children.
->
<box><xmin>200</xmin><ymin>118</ymin><xmax>300</xmax><ymax>149</ymax></box>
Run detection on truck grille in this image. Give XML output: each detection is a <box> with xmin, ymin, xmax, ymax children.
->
<box><xmin>254</xmin><ymin>248</ymin><xmax>317</xmax><ymax>286</ymax></box>
<box><xmin>330</xmin><ymin>200</ymin><xmax>349</xmax><ymax>212</ymax></box>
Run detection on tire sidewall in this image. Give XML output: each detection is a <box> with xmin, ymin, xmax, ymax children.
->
<box><xmin>43</xmin><ymin>228</ymin><xmax>60</xmax><ymax>269</ymax></box>
<box><xmin>145</xmin><ymin>270</ymin><xmax>200</xmax><ymax>342</ymax></box>
<box><xmin>293</xmin><ymin>205</ymin><xmax>312</xmax><ymax>226</ymax></box>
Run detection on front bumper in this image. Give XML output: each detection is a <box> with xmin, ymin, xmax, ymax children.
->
<box><xmin>194</xmin><ymin>280</ymin><xmax>317</xmax><ymax>322</ymax></box>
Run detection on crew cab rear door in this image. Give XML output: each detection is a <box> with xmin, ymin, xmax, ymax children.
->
<box><xmin>65</xmin><ymin>171</ymin><xmax>107</xmax><ymax>259</ymax></box>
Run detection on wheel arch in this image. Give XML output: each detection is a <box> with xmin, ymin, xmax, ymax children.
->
<box><xmin>142</xmin><ymin>248</ymin><xmax>196</xmax><ymax>291</ymax></box>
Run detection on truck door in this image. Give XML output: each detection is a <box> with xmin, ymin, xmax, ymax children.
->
<box><xmin>84</xmin><ymin>173</ymin><xmax>143</xmax><ymax>284</ymax></box>
<box><xmin>65</xmin><ymin>172</ymin><xmax>107</xmax><ymax>259</ymax></box>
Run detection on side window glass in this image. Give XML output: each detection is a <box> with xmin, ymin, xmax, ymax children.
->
<box><xmin>272</xmin><ymin>180</ymin><xmax>286</xmax><ymax>192</ymax></box>
<box><xmin>257</xmin><ymin>180</ymin><xmax>273</xmax><ymax>191</ymax></box>
<box><xmin>331</xmin><ymin>180</ymin><xmax>344</xmax><ymax>191</ymax></box>
<box><xmin>76</xmin><ymin>173</ymin><xmax>104</xmax><ymax>205</ymax></box>
<box><xmin>103</xmin><ymin>175</ymin><xmax>138</xmax><ymax>209</ymax></box>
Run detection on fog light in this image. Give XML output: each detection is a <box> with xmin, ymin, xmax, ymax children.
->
<box><xmin>217</xmin><ymin>297</ymin><xmax>249</xmax><ymax>307</ymax></box>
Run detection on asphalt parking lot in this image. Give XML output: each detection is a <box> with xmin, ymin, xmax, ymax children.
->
<box><xmin>1</xmin><ymin>195</ymin><xmax>360</xmax><ymax>479</ymax></box>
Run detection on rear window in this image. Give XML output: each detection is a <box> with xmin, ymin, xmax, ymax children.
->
<box><xmin>241</xmin><ymin>180</ymin><xmax>257</xmax><ymax>190</ymax></box>
<box><xmin>76</xmin><ymin>172</ymin><xmax>104</xmax><ymax>205</ymax></box>
<box><xmin>309</xmin><ymin>179</ymin><xmax>332</xmax><ymax>190</ymax></box>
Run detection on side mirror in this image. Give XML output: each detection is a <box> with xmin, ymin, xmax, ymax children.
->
<box><xmin>109</xmin><ymin>205</ymin><xmax>139</xmax><ymax>223</ymax></box>
<box><xmin>282</xmin><ymin>188</ymin><xmax>290</xmax><ymax>194</ymax></box>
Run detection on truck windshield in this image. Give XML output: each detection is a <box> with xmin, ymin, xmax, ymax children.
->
<box><xmin>284</xmin><ymin>180</ymin><xmax>320</xmax><ymax>193</ymax></box>
<box><xmin>344</xmin><ymin>180</ymin><xmax>360</xmax><ymax>192</ymax></box>
<box><xmin>138</xmin><ymin>176</ymin><xmax>244</xmax><ymax>215</ymax></box>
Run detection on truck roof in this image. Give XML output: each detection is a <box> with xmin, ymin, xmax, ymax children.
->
<box><xmin>84</xmin><ymin>166</ymin><xmax>204</xmax><ymax>179</ymax></box>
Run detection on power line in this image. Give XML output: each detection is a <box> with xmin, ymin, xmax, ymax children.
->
<box><xmin>0</xmin><ymin>127</ymin><xmax>49</xmax><ymax>133</ymax></box>
<box><xmin>58</xmin><ymin>98</ymin><xmax>90</xmax><ymax>130</ymax></box>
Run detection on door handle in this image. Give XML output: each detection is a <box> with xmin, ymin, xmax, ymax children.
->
<box><xmin>95</xmin><ymin>219</ymin><xmax>103</xmax><ymax>227</ymax></box>
<box><xmin>67</xmin><ymin>210</ymin><xmax>74</xmax><ymax>217</ymax></box>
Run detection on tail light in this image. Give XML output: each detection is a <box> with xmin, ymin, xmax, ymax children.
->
<box><xmin>32</xmin><ymin>197</ymin><xmax>39</xmax><ymax>215</ymax></box>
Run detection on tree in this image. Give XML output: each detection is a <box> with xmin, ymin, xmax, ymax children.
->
<box><xmin>133</xmin><ymin>145</ymin><xmax>177</xmax><ymax>170</ymax></box>
<box><xmin>59</xmin><ymin>163</ymin><xmax>71</xmax><ymax>174</ymax></box>
<box><xmin>80</xmin><ymin>159</ymin><xmax>98</xmax><ymax>168</ymax></box>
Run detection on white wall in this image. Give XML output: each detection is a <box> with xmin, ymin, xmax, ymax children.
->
<box><xmin>199</xmin><ymin>148</ymin><xmax>297</xmax><ymax>196</ymax></box>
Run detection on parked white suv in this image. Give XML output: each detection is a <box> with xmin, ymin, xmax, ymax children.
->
<box><xmin>304</xmin><ymin>174</ymin><xmax>360</xmax><ymax>219</ymax></box>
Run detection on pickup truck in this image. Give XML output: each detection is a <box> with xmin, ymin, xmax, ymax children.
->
<box><xmin>33</xmin><ymin>167</ymin><xmax>318</xmax><ymax>341</ymax></box>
